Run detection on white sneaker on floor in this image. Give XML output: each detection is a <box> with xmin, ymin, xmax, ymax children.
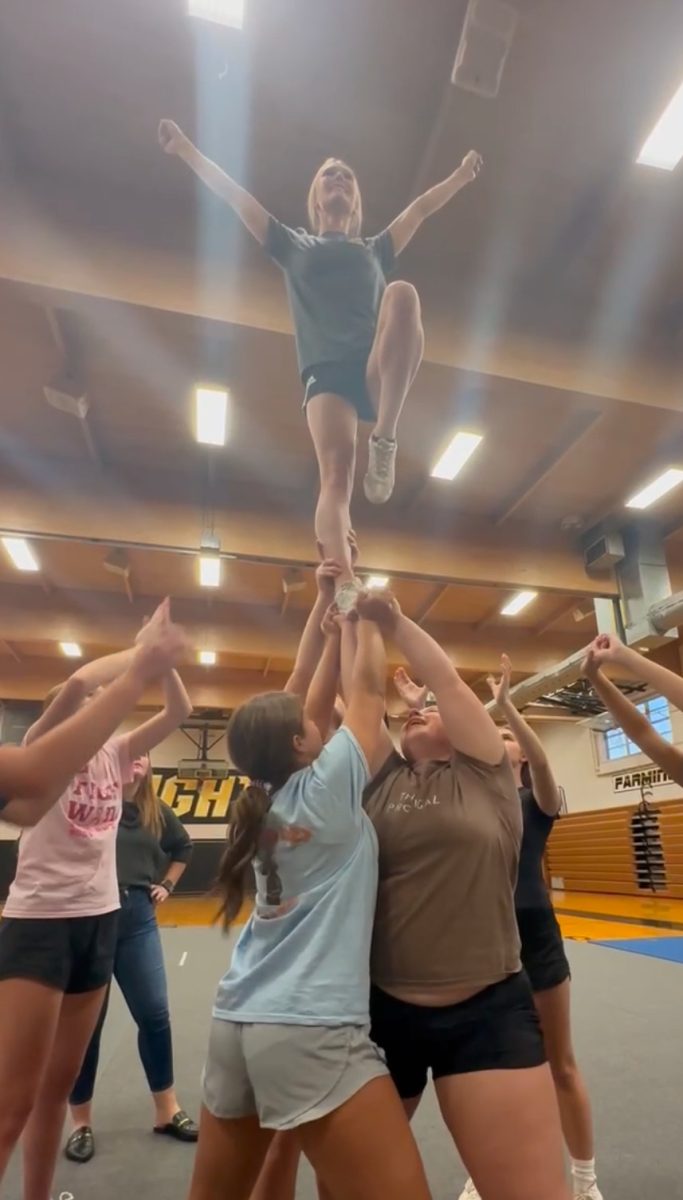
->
<box><xmin>458</xmin><ymin>1180</ymin><xmax>481</xmax><ymax>1200</ymax></box>
<box><xmin>363</xmin><ymin>436</ymin><xmax>397</xmax><ymax>504</ymax></box>
<box><xmin>574</xmin><ymin>1185</ymin><xmax>603</xmax><ymax>1200</ymax></box>
<box><xmin>335</xmin><ymin>578</ymin><xmax>362</xmax><ymax>614</ymax></box>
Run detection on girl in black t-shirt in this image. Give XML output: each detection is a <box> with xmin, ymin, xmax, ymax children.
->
<box><xmin>481</xmin><ymin>655</ymin><xmax>602</xmax><ymax>1200</ymax></box>
<box><xmin>157</xmin><ymin>117</ymin><xmax>480</xmax><ymax>610</ymax></box>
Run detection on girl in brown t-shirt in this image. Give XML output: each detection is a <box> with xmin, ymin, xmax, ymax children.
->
<box><xmin>359</xmin><ymin>601</ymin><xmax>570</xmax><ymax>1200</ymax></box>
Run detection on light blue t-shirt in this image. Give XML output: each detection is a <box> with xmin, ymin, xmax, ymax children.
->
<box><xmin>213</xmin><ymin>727</ymin><xmax>377</xmax><ymax>1026</ymax></box>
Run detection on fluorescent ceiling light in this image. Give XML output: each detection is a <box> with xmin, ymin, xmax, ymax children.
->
<box><xmin>626</xmin><ymin>468</ymin><xmax>683</xmax><ymax>509</ymax></box>
<box><xmin>188</xmin><ymin>0</ymin><xmax>243</xmax><ymax>29</ymax></box>
<box><xmin>638</xmin><ymin>79</ymin><xmax>683</xmax><ymax>170</ymax></box>
<box><xmin>431</xmin><ymin>432</ymin><xmax>482</xmax><ymax>481</ymax></box>
<box><xmin>2</xmin><ymin>536</ymin><xmax>40</xmax><ymax>572</ymax></box>
<box><xmin>60</xmin><ymin>642</ymin><xmax>83</xmax><ymax>658</ymax></box>
<box><xmin>199</xmin><ymin>650</ymin><xmax>217</xmax><ymax>666</ymax></box>
<box><xmin>500</xmin><ymin>590</ymin><xmax>537</xmax><ymax>617</ymax></box>
<box><xmin>199</xmin><ymin>554</ymin><xmax>222</xmax><ymax>588</ymax></box>
<box><xmin>366</xmin><ymin>575</ymin><xmax>390</xmax><ymax>590</ymax></box>
<box><xmin>195</xmin><ymin>387</ymin><xmax>228</xmax><ymax>447</ymax></box>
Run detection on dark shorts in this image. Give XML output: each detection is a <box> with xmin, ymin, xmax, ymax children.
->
<box><xmin>369</xmin><ymin>971</ymin><xmax>546</xmax><ymax>1100</ymax></box>
<box><xmin>302</xmin><ymin>360</ymin><xmax>376</xmax><ymax>423</ymax></box>
<box><xmin>0</xmin><ymin>910</ymin><xmax>119</xmax><ymax>993</ymax></box>
<box><xmin>517</xmin><ymin>905</ymin><xmax>571</xmax><ymax>993</ymax></box>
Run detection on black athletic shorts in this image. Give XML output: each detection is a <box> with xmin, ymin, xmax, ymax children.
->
<box><xmin>369</xmin><ymin>971</ymin><xmax>546</xmax><ymax>1100</ymax></box>
<box><xmin>517</xmin><ymin>905</ymin><xmax>571</xmax><ymax>993</ymax></box>
<box><xmin>302</xmin><ymin>360</ymin><xmax>376</xmax><ymax>423</ymax></box>
<box><xmin>0</xmin><ymin>910</ymin><xmax>119</xmax><ymax>993</ymax></box>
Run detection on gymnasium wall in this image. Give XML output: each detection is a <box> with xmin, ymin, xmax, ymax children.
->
<box><xmin>536</xmin><ymin>711</ymin><xmax>683</xmax><ymax>812</ymax></box>
<box><xmin>3</xmin><ymin>706</ymin><xmax>683</xmax><ymax>897</ymax></box>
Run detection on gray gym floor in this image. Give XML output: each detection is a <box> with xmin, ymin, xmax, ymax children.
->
<box><xmin>6</xmin><ymin>931</ymin><xmax>683</xmax><ymax>1199</ymax></box>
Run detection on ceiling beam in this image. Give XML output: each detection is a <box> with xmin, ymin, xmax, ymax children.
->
<box><xmin>0</xmin><ymin>640</ymin><xmax>21</xmax><ymax>664</ymax></box>
<box><xmin>0</xmin><ymin>658</ymin><xmax>290</xmax><ymax>709</ymax></box>
<box><xmin>469</xmin><ymin>672</ymin><xmax>492</xmax><ymax>693</ymax></box>
<box><xmin>533</xmin><ymin>599</ymin><xmax>584</xmax><ymax>638</ymax></box>
<box><xmin>493</xmin><ymin>410</ymin><xmax>606</xmax><ymax>525</ymax></box>
<box><xmin>4</xmin><ymin>188</ymin><xmax>683</xmax><ymax>416</ymax></box>
<box><xmin>0</xmin><ymin>586</ymin><xmax>587</xmax><ymax>679</ymax></box>
<box><xmin>0</xmin><ymin>474</ymin><xmax>616</xmax><ymax>597</ymax></box>
<box><xmin>472</xmin><ymin>601</ymin><xmax>504</xmax><ymax>634</ymax></box>
<box><xmin>414</xmin><ymin>584</ymin><xmax>449</xmax><ymax>626</ymax></box>
<box><xmin>42</xmin><ymin>304</ymin><xmax>104</xmax><ymax>466</ymax></box>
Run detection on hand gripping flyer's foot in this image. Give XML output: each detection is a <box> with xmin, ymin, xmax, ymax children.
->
<box><xmin>335</xmin><ymin>579</ymin><xmax>363</xmax><ymax>614</ymax></box>
<box><xmin>363</xmin><ymin>436</ymin><xmax>397</xmax><ymax>504</ymax></box>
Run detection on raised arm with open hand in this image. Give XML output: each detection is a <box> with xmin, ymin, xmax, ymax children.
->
<box><xmin>587</xmin><ymin>631</ymin><xmax>683</xmax><ymax>715</ymax></box>
<box><xmin>0</xmin><ymin>613</ymin><xmax>189</xmax><ymax>825</ymax></box>
<box><xmin>158</xmin><ymin>119</ymin><xmax>271</xmax><ymax>244</ymax></box>
<box><xmin>583</xmin><ymin>638</ymin><xmax>683</xmax><ymax>786</ymax></box>
<box><xmin>388</xmin><ymin>149</ymin><xmax>483</xmax><ymax>255</ymax></box>
<box><xmin>393</xmin><ymin>667</ymin><xmax>429</xmax><ymax>712</ymax></box>
<box><xmin>385</xmin><ymin>600</ymin><xmax>503</xmax><ymax>764</ymax></box>
<box><xmin>303</xmin><ymin>603</ymin><xmax>342</xmax><ymax>739</ymax></box>
<box><xmin>342</xmin><ymin>591</ymin><xmax>389</xmax><ymax>770</ymax></box>
<box><xmin>285</xmin><ymin>559</ymin><xmax>342</xmax><ymax>699</ymax></box>
<box><xmin>487</xmin><ymin>654</ymin><xmax>561</xmax><ymax>815</ymax></box>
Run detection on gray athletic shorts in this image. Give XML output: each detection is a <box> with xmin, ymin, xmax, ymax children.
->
<box><xmin>202</xmin><ymin>1018</ymin><xmax>388</xmax><ymax>1131</ymax></box>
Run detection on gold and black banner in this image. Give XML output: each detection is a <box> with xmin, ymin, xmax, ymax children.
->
<box><xmin>151</xmin><ymin>768</ymin><xmax>247</xmax><ymax>823</ymax></box>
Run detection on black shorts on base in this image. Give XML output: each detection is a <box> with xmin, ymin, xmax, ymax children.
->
<box><xmin>0</xmin><ymin>910</ymin><xmax>119</xmax><ymax>993</ymax></box>
<box><xmin>369</xmin><ymin>971</ymin><xmax>546</xmax><ymax>1100</ymax></box>
<box><xmin>517</xmin><ymin>905</ymin><xmax>571</xmax><ymax>993</ymax></box>
<box><xmin>302</xmin><ymin>360</ymin><xmax>376</xmax><ymax>423</ymax></box>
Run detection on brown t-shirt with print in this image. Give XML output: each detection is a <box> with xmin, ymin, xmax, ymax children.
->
<box><xmin>364</xmin><ymin>749</ymin><xmax>522</xmax><ymax>997</ymax></box>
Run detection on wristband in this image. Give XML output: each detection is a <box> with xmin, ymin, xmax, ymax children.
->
<box><xmin>160</xmin><ymin>879</ymin><xmax>175</xmax><ymax>894</ymax></box>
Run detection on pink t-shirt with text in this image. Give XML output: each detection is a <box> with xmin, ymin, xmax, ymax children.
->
<box><xmin>3</xmin><ymin>734</ymin><xmax>133</xmax><ymax>920</ymax></box>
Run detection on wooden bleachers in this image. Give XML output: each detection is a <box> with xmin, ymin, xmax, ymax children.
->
<box><xmin>546</xmin><ymin>799</ymin><xmax>683</xmax><ymax>897</ymax></box>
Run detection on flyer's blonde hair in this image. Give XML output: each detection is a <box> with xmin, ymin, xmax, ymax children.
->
<box><xmin>307</xmin><ymin>158</ymin><xmax>362</xmax><ymax>238</ymax></box>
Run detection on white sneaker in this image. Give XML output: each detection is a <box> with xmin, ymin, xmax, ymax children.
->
<box><xmin>574</xmin><ymin>1185</ymin><xmax>603</xmax><ymax>1200</ymax></box>
<box><xmin>335</xmin><ymin>579</ymin><xmax>362</xmax><ymax>614</ymax></box>
<box><xmin>458</xmin><ymin>1181</ymin><xmax>481</xmax><ymax>1200</ymax></box>
<box><xmin>363</xmin><ymin>436</ymin><xmax>397</xmax><ymax>504</ymax></box>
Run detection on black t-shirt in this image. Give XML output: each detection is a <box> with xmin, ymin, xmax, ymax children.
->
<box><xmin>266</xmin><ymin>219</ymin><xmax>396</xmax><ymax>374</ymax></box>
<box><xmin>116</xmin><ymin>801</ymin><xmax>193</xmax><ymax>891</ymax></box>
<box><xmin>514</xmin><ymin>787</ymin><xmax>556</xmax><ymax>911</ymax></box>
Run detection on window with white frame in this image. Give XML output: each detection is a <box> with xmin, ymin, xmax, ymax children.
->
<box><xmin>602</xmin><ymin>695</ymin><xmax>673</xmax><ymax>762</ymax></box>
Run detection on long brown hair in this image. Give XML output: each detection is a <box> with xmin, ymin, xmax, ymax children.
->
<box><xmin>216</xmin><ymin>692</ymin><xmax>304</xmax><ymax>928</ymax></box>
<box><xmin>307</xmin><ymin>158</ymin><xmax>362</xmax><ymax>237</ymax></box>
<box><xmin>131</xmin><ymin>767</ymin><xmax>163</xmax><ymax>840</ymax></box>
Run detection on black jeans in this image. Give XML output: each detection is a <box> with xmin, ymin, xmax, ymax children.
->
<box><xmin>70</xmin><ymin>888</ymin><xmax>174</xmax><ymax>1104</ymax></box>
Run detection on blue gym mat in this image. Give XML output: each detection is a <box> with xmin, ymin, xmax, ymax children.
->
<box><xmin>595</xmin><ymin>936</ymin><xmax>683</xmax><ymax>964</ymax></box>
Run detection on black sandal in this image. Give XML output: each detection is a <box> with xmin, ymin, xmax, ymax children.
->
<box><xmin>64</xmin><ymin>1125</ymin><xmax>95</xmax><ymax>1163</ymax></box>
<box><xmin>153</xmin><ymin>1110</ymin><xmax>199</xmax><ymax>1143</ymax></box>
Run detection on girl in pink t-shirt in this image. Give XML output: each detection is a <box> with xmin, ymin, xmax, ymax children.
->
<box><xmin>0</xmin><ymin>621</ymin><xmax>192</xmax><ymax>1200</ymax></box>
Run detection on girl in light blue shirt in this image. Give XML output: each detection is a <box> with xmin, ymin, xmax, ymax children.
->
<box><xmin>189</xmin><ymin>593</ymin><xmax>431</xmax><ymax>1200</ymax></box>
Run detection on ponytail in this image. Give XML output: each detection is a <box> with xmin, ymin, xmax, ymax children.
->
<box><xmin>216</xmin><ymin>690</ymin><xmax>305</xmax><ymax>928</ymax></box>
<box><xmin>216</xmin><ymin>782</ymin><xmax>272</xmax><ymax>929</ymax></box>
